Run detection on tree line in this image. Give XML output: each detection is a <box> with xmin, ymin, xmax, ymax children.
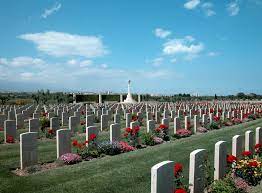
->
<box><xmin>0</xmin><ymin>91</ymin><xmax>261</xmax><ymax>105</ymax></box>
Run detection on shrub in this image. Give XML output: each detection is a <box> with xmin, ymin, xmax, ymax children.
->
<box><xmin>45</xmin><ymin>128</ymin><xmax>55</xmax><ymax>139</ymax></box>
<box><xmin>173</xmin><ymin>129</ymin><xmax>192</xmax><ymax>139</ymax></box>
<box><xmin>97</xmin><ymin>141</ymin><xmax>122</xmax><ymax>155</ymax></box>
<box><xmin>209</xmin><ymin>122</ymin><xmax>220</xmax><ymax>130</ymax></box>
<box><xmin>233</xmin><ymin>176</ymin><xmax>251</xmax><ymax>192</ymax></box>
<box><xmin>40</xmin><ymin>117</ymin><xmax>50</xmax><ymax>130</ymax></box>
<box><xmin>248</xmin><ymin>114</ymin><xmax>256</xmax><ymax>120</ymax></box>
<box><xmin>224</xmin><ymin>118</ymin><xmax>233</xmax><ymax>126</ymax></box>
<box><xmin>71</xmin><ymin>134</ymin><xmax>105</xmax><ymax>160</ymax></box>
<box><xmin>153</xmin><ymin>137</ymin><xmax>163</xmax><ymax>144</ymax></box>
<box><xmin>142</xmin><ymin>133</ymin><xmax>155</xmax><ymax>146</ymax></box>
<box><xmin>154</xmin><ymin>124</ymin><xmax>170</xmax><ymax>141</ymax></box>
<box><xmin>118</xmin><ymin>141</ymin><xmax>136</xmax><ymax>152</ymax></box>
<box><xmin>131</xmin><ymin>114</ymin><xmax>138</xmax><ymax>122</ymax></box>
<box><xmin>123</xmin><ymin>126</ymin><xmax>141</xmax><ymax>147</ymax></box>
<box><xmin>82</xmin><ymin>126</ymin><xmax>86</xmax><ymax>133</ymax></box>
<box><xmin>59</xmin><ymin>153</ymin><xmax>82</xmax><ymax>165</ymax></box>
<box><xmin>25</xmin><ymin>165</ymin><xmax>41</xmax><ymax>174</ymax></box>
<box><xmin>227</xmin><ymin>151</ymin><xmax>262</xmax><ymax>187</ymax></box>
<box><xmin>232</xmin><ymin>118</ymin><xmax>242</xmax><ymax>125</ymax></box>
<box><xmin>197</xmin><ymin>127</ymin><xmax>208</xmax><ymax>133</ymax></box>
<box><xmin>209</xmin><ymin>175</ymin><xmax>244</xmax><ymax>193</ymax></box>
<box><xmin>234</xmin><ymin>158</ymin><xmax>261</xmax><ymax>186</ymax></box>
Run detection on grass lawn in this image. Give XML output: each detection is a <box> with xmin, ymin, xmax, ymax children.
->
<box><xmin>0</xmin><ymin>119</ymin><xmax>261</xmax><ymax>193</ymax></box>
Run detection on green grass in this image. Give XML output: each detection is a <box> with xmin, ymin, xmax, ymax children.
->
<box><xmin>0</xmin><ymin>119</ymin><xmax>261</xmax><ymax>193</ymax></box>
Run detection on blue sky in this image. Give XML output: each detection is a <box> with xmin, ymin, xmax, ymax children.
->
<box><xmin>0</xmin><ymin>0</ymin><xmax>261</xmax><ymax>95</ymax></box>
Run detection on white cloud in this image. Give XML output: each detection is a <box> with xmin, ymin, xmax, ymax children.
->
<box><xmin>163</xmin><ymin>37</ymin><xmax>204</xmax><ymax>57</ymax></box>
<box><xmin>0</xmin><ymin>56</ymin><xmax>45</xmax><ymax>68</ymax></box>
<box><xmin>208</xmin><ymin>52</ymin><xmax>220</xmax><ymax>56</ymax></box>
<box><xmin>185</xmin><ymin>35</ymin><xmax>195</xmax><ymax>42</ymax></box>
<box><xmin>18</xmin><ymin>31</ymin><xmax>108</xmax><ymax>58</ymax></box>
<box><xmin>184</xmin><ymin>0</ymin><xmax>200</xmax><ymax>10</ymax></box>
<box><xmin>0</xmin><ymin>53</ymin><xmax>182</xmax><ymax>91</ymax></box>
<box><xmin>201</xmin><ymin>2</ymin><xmax>216</xmax><ymax>16</ymax></box>
<box><xmin>227</xmin><ymin>1</ymin><xmax>240</xmax><ymax>16</ymax></box>
<box><xmin>136</xmin><ymin>70</ymin><xmax>169</xmax><ymax>79</ymax></box>
<box><xmin>151</xmin><ymin>57</ymin><xmax>164</xmax><ymax>67</ymax></box>
<box><xmin>67</xmin><ymin>59</ymin><xmax>93</xmax><ymax>67</ymax></box>
<box><xmin>154</xmin><ymin>28</ymin><xmax>172</xmax><ymax>39</ymax></box>
<box><xmin>0</xmin><ymin>58</ymin><xmax>8</xmax><ymax>65</ymax></box>
<box><xmin>170</xmin><ymin>58</ymin><xmax>177</xmax><ymax>64</ymax></box>
<box><xmin>67</xmin><ymin>59</ymin><xmax>77</xmax><ymax>66</ymax></box>
<box><xmin>42</xmin><ymin>3</ymin><xmax>62</xmax><ymax>19</ymax></box>
<box><xmin>80</xmin><ymin>60</ymin><xmax>93</xmax><ymax>67</ymax></box>
<box><xmin>20</xmin><ymin>72</ymin><xmax>34</xmax><ymax>80</ymax></box>
<box><xmin>100</xmin><ymin>63</ymin><xmax>108</xmax><ymax>68</ymax></box>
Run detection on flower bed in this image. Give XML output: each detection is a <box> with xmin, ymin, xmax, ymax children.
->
<box><xmin>173</xmin><ymin>129</ymin><xmax>192</xmax><ymax>139</ymax></box>
<box><xmin>154</xmin><ymin>124</ymin><xmax>170</xmax><ymax>141</ymax></box>
<box><xmin>210</xmin><ymin>145</ymin><xmax>262</xmax><ymax>192</ymax></box>
<box><xmin>197</xmin><ymin>127</ymin><xmax>208</xmax><ymax>133</ymax></box>
<box><xmin>59</xmin><ymin>153</ymin><xmax>82</xmax><ymax>165</ymax></box>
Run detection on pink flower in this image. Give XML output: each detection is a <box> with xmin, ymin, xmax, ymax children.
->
<box><xmin>118</xmin><ymin>141</ymin><xmax>136</xmax><ymax>152</ymax></box>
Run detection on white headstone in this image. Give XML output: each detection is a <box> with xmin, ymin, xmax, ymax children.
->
<box><xmin>151</xmin><ymin>161</ymin><xmax>174</xmax><ymax>193</ymax></box>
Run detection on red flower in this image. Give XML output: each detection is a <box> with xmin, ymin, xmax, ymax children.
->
<box><xmin>125</xmin><ymin>127</ymin><xmax>131</xmax><ymax>133</ymax></box>
<box><xmin>255</xmin><ymin>143</ymin><xmax>261</xmax><ymax>149</ymax></box>
<box><xmin>214</xmin><ymin>116</ymin><xmax>220</xmax><ymax>122</ymax></box>
<box><xmin>132</xmin><ymin>116</ymin><xmax>138</xmax><ymax>121</ymax></box>
<box><xmin>242</xmin><ymin>151</ymin><xmax>252</xmax><ymax>157</ymax></box>
<box><xmin>123</xmin><ymin>132</ymin><xmax>128</xmax><ymax>137</ymax></box>
<box><xmin>133</xmin><ymin>126</ymin><xmax>140</xmax><ymax>133</ymax></box>
<box><xmin>159</xmin><ymin>124</ymin><xmax>167</xmax><ymax>129</ymax></box>
<box><xmin>0</xmin><ymin>127</ymin><xmax>3</xmax><ymax>131</ymax></box>
<box><xmin>6</xmin><ymin>135</ymin><xmax>14</xmax><ymax>143</ymax></box>
<box><xmin>84</xmin><ymin>140</ymin><xmax>89</xmax><ymax>144</ymax></box>
<box><xmin>72</xmin><ymin>139</ymin><xmax>78</xmax><ymax>147</ymax></box>
<box><xmin>89</xmin><ymin>134</ymin><xmax>97</xmax><ymax>141</ymax></box>
<box><xmin>174</xmin><ymin>163</ymin><xmax>183</xmax><ymax>177</ymax></box>
<box><xmin>174</xmin><ymin>188</ymin><xmax>187</xmax><ymax>193</ymax></box>
<box><xmin>227</xmin><ymin>155</ymin><xmax>237</xmax><ymax>163</ymax></box>
<box><xmin>249</xmin><ymin>160</ymin><xmax>258</xmax><ymax>167</ymax></box>
<box><xmin>77</xmin><ymin>143</ymin><xmax>84</xmax><ymax>149</ymax></box>
<box><xmin>48</xmin><ymin>128</ymin><xmax>54</xmax><ymax>134</ymax></box>
<box><xmin>81</xmin><ymin>111</ymin><xmax>84</xmax><ymax>115</ymax></box>
<box><xmin>155</xmin><ymin>128</ymin><xmax>161</xmax><ymax>132</ymax></box>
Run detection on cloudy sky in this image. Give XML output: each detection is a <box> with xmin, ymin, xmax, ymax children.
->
<box><xmin>0</xmin><ymin>0</ymin><xmax>261</xmax><ymax>95</ymax></box>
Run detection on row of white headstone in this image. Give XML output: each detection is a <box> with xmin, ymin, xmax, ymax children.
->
<box><xmin>19</xmin><ymin>120</ymin><xmax>126</xmax><ymax>169</ymax></box>
<box><xmin>151</xmin><ymin>127</ymin><xmax>262</xmax><ymax>193</ymax></box>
